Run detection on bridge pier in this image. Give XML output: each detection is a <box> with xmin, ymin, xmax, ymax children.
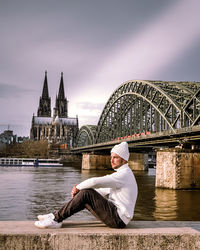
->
<box><xmin>82</xmin><ymin>152</ymin><xmax>148</xmax><ymax>171</ymax></box>
<box><xmin>82</xmin><ymin>153</ymin><xmax>111</xmax><ymax>170</ymax></box>
<box><xmin>156</xmin><ymin>149</ymin><xmax>200</xmax><ymax>189</ymax></box>
<box><xmin>128</xmin><ymin>153</ymin><xmax>148</xmax><ymax>171</ymax></box>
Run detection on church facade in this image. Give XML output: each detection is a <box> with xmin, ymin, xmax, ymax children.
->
<box><xmin>30</xmin><ymin>72</ymin><xmax>79</xmax><ymax>148</ymax></box>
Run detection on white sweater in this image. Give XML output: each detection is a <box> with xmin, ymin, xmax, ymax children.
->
<box><xmin>76</xmin><ymin>164</ymin><xmax>138</xmax><ymax>225</ymax></box>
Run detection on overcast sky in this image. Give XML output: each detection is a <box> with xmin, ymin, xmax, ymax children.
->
<box><xmin>0</xmin><ymin>0</ymin><xmax>200</xmax><ymax>136</ymax></box>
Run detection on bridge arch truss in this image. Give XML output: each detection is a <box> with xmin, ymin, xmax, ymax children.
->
<box><xmin>76</xmin><ymin>80</ymin><xmax>200</xmax><ymax>146</ymax></box>
<box><xmin>76</xmin><ymin>125</ymin><xmax>97</xmax><ymax>147</ymax></box>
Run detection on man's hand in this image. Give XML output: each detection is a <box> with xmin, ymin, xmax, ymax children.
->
<box><xmin>71</xmin><ymin>184</ymin><xmax>80</xmax><ymax>198</ymax></box>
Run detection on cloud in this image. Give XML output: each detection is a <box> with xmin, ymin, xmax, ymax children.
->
<box><xmin>74</xmin><ymin>102</ymin><xmax>105</xmax><ymax>126</ymax></box>
<box><xmin>0</xmin><ymin>112</ymin><xmax>32</xmax><ymax>136</ymax></box>
<box><xmin>76</xmin><ymin>102</ymin><xmax>105</xmax><ymax>111</ymax></box>
<box><xmin>86</xmin><ymin>0</ymin><xmax>200</xmax><ymax>87</ymax></box>
<box><xmin>0</xmin><ymin>83</ymin><xmax>36</xmax><ymax>98</ymax></box>
<box><xmin>78</xmin><ymin>115</ymin><xmax>99</xmax><ymax>127</ymax></box>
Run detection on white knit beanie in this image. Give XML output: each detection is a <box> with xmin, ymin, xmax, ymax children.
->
<box><xmin>111</xmin><ymin>142</ymin><xmax>130</xmax><ymax>161</ymax></box>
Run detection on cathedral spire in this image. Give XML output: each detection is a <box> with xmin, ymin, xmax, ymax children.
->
<box><xmin>42</xmin><ymin>71</ymin><xmax>49</xmax><ymax>99</ymax></box>
<box><xmin>37</xmin><ymin>71</ymin><xmax>51</xmax><ymax>117</ymax></box>
<box><xmin>58</xmin><ymin>72</ymin><xmax>65</xmax><ymax>99</ymax></box>
<box><xmin>54</xmin><ymin>72</ymin><xmax>68</xmax><ymax>118</ymax></box>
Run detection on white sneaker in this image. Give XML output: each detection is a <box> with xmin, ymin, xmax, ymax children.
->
<box><xmin>34</xmin><ymin>219</ymin><xmax>62</xmax><ymax>229</ymax></box>
<box><xmin>37</xmin><ymin>213</ymin><xmax>55</xmax><ymax>221</ymax></box>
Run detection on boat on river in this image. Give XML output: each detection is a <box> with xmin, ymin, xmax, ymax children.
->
<box><xmin>0</xmin><ymin>158</ymin><xmax>63</xmax><ymax>167</ymax></box>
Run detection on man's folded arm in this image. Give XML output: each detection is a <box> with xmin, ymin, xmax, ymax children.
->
<box><xmin>76</xmin><ymin>175</ymin><xmax>121</xmax><ymax>190</ymax></box>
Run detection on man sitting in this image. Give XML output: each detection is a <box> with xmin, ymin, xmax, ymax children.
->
<box><xmin>34</xmin><ymin>141</ymin><xmax>138</xmax><ymax>229</ymax></box>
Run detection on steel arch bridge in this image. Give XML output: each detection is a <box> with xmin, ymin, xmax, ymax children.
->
<box><xmin>76</xmin><ymin>125</ymin><xmax>97</xmax><ymax>147</ymax></box>
<box><xmin>76</xmin><ymin>80</ymin><xmax>200</xmax><ymax>147</ymax></box>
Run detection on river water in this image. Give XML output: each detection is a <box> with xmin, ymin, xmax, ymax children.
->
<box><xmin>0</xmin><ymin>165</ymin><xmax>200</xmax><ymax>221</ymax></box>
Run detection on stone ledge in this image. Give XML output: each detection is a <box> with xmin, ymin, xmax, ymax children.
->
<box><xmin>0</xmin><ymin>221</ymin><xmax>200</xmax><ymax>250</ymax></box>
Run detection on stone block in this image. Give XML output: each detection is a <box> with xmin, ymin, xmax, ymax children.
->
<box><xmin>82</xmin><ymin>154</ymin><xmax>111</xmax><ymax>170</ymax></box>
<box><xmin>156</xmin><ymin>149</ymin><xmax>200</xmax><ymax>189</ymax></box>
<box><xmin>129</xmin><ymin>153</ymin><xmax>148</xmax><ymax>171</ymax></box>
<box><xmin>1</xmin><ymin>221</ymin><xmax>200</xmax><ymax>250</ymax></box>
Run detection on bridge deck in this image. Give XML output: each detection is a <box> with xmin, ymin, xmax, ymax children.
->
<box><xmin>72</xmin><ymin>125</ymin><xmax>200</xmax><ymax>152</ymax></box>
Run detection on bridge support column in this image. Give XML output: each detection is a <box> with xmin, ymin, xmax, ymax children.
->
<box><xmin>128</xmin><ymin>153</ymin><xmax>148</xmax><ymax>171</ymax></box>
<box><xmin>82</xmin><ymin>153</ymin><xmax>111</xmax><ymax>170</ymax></box>
<box><xmin>156</xmin><ymin>149</ymin><xmax>200</xmax><ymax>189</ymax></box>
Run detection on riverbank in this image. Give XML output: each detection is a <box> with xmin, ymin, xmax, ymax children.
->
<box><xmin>0</xmin><ymin>221</ymin><xmax>200</xmax><ymax>250</ymax></box>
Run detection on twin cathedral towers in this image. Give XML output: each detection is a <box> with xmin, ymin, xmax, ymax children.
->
<box><xmin>30</xmin><ymin>71</ymin><xmax>79</xmax><ymax>147</ymax></box>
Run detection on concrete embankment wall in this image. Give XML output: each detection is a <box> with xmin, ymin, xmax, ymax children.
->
<box><xmin>1</xmin><ymin>221</ymin><xmax>200</xmax><ymax>250</ymax></box>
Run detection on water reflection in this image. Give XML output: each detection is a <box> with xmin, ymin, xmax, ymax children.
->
<box><xmin>175</xmin><ymin>190</ymin><xmax>200</xmax><ymax>221</ymax></box>
<box><xmin>153</xmin><ymin>188</ymin><xmax>177</xmax><ymax>220</ymax></box>
<box><xmin>0</xmin><ymin>166</ymin><xmax>200</xmax><ymax>221</ymax></box>
<box><xmin>134</xmin><ymin>170</ymin><xmax>156</xmax><ymax>220</ymax></box>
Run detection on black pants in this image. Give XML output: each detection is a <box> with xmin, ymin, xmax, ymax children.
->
<box><xmin>54</xmin><ymin>188</ymin><xmax>126</xmax><ymax>228</ymax></box>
